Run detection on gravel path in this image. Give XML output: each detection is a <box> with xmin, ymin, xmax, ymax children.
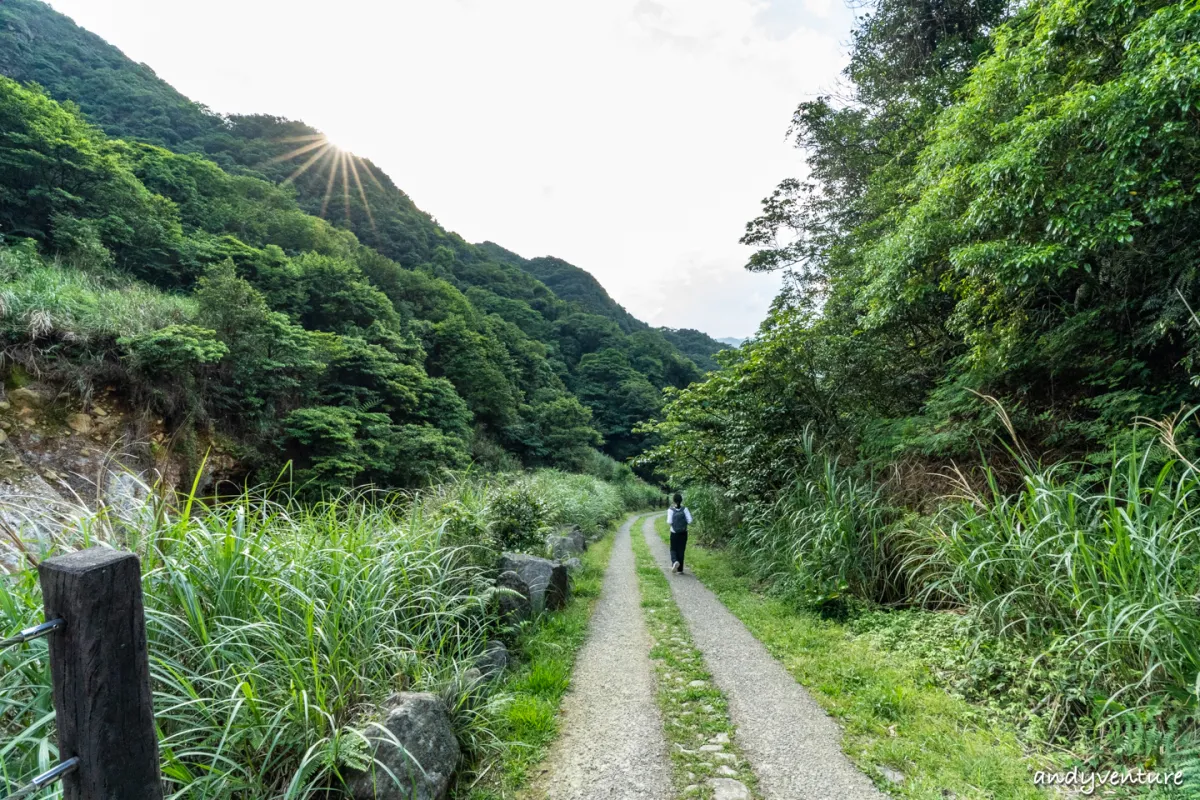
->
<box><xmin>641</xmin><ymin>516</ymin><xmax>886</xmax><ymax>800</ymax></box>
<box><xmin>528</xmin><ymin>515</ymin><xmax>671</xmax><ymax>800</ymax></box>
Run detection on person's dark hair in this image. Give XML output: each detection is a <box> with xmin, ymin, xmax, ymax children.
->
<box><xmin>672</xmin><ymin>493</ymin><xmax>682</xmax><ymax>506</ymax></box>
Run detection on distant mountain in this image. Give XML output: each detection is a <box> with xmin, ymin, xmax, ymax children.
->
<box><xmin>657</xmin><ymin>329</ymin><xmax>731</xmax><ymax>373</ymax></box>
<box><xmin>717</xmin><ymin>337</ymin><xmax>745</xmax><ymax>348</ymax></box>
<box><xmin>477</xmin><ymin>244</ymin><xmax>648</xmax><ymax>334</ymax></box>
<box><xmin>473</xmin><ymin>244</ymin><xmax>733</xmax><ymax>372</ymax></box>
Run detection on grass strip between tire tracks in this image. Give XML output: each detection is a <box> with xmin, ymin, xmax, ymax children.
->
<box><xmin>633</xmin><ymin>517</ymin><xmax>763</xmax><ymax>799</ymax></box>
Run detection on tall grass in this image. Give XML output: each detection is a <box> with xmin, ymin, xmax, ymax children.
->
<box><xmin>522</xmin><ymin>469</ymin><xmax>658</xmax><ymax>538</ymax></box>
<box><xmin>0</xmin><ymin>244</ymin><xmax>196</xmax><ymax>346</ymax></box>
<box><xmin>1</xmin><ymin>485</ymin><xmax>494</xmax><ymax>798</ymax></box>
<box><xmin>924</xmin><ymin>432</ymin><xmax>1200</xmax><ymax>733</ymax></box>
<box><xmin>0</xmin><ymin>468</ymin><xmax>650</xmax><ymax>798</ymax></box>
<box><xmin>705</xmin><ymin>429</ymin><xmax>899</xmax><ymax>610</ymax></box>
<box><xmin>691</xmin><ymin>414</ymin><xmax>1200</xmax><ymax>746</ymax></box>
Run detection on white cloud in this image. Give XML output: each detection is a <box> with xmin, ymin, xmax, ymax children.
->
<box><xmin>46</xmin><ymin>0</ymin><xmax>853</xmax><ymax>339</ymax></box>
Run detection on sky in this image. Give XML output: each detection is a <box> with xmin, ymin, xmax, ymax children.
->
<box><xmin>46</xmin><ymin>0</ymin><xmax>857</xmax><ymax>340</ymax></box>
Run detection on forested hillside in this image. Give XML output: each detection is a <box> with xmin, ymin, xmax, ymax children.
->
<box><xmin>643</xmin><ymin>0</ymin><xmax>1200</xmax><ymax>772</ymax></box>
<box><xmin>656</xmin><ymin>328</ymin><xmax>730</xmax><ymax>373</ymax></box>
<box><xmin>0</xmin><ymin>0</ymin><xmax>722</xmax><ymax>485</ymax></box>
<box><xmin>476</xmin><ymin>242</ymin><xmax>730</xmax><ymax>371</ymax></box>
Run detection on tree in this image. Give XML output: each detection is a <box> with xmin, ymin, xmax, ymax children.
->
<box><xmin>507</xmin><ymin>389</ymin><xmax>602</xmax><ymax>470</ymax></box>
<box><xmin>575</xmin><ymin>349</ymin><xmax>663</xmax><ymax>462</ymax></box>
<box><xmin>194</xmin><ymin>260</ymin><xmax>322</xmax><ymax>433</ymax></box>
<box><xmin>119</xmin><ymin>324</ymin><xmax>227</xmax><ymax>425</ymax></box>
<box><xmin>427</xmin><ymin>314</ymin><xmax>522</xmax><ymax>432</ymax></box>
<box><xmin>289</xmin><ymin>253</ymin><xmax>399</xmax><ymax>334</ymax></box>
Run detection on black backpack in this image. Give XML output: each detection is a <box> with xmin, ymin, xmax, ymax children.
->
<box><xmin>670</xmin><ymin>506</ymin><xmax>689</xmax><ymax>533</ymax></box>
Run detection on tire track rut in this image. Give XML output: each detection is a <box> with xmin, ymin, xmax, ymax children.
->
<box><xmin>528</xmin><ymin>514</ymin><xmax>672</xmax><ymax>799</ymax></box>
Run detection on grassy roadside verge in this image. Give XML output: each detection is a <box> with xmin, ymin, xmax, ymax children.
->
<box><xmin>455</xmin><ymin>519</ymin><xmax>619</xmax><ymax>799</ymax></box>
<box><xmin>631</xmin><ymin>519</ymin><xmax>762</xmax><ymax>799</ymax></box>
<box><xmin>655</xmin><ymin>517</ymin><xmax>1046</xmax><ymax>800</ymax></box>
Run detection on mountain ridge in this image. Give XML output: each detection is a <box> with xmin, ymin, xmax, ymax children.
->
<box><xmin>0</xmin><ymin>0</ymin><xmax>724</xmax><ymax>484</ymax></box>
<box><xmin>0</xmin><ymin>0</ymin><xmax>726</xmax><ymax>351</ymax></box>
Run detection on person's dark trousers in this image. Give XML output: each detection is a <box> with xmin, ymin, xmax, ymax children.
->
<box><xmin>669</xmin><ymin>530</ymin><xmax>688</xmax><ymax>570</ymax></box>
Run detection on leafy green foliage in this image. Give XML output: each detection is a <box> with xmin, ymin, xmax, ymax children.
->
<box><xmin>192</xmin><ymin>261</ymin><xmax>323</xmax><ymax>431</ymax></box>
<box><xmin>119</xmin><ymin>324</ymin><xmax>227</xmax><ymax>421</ymax></box>
<box><xmin>120</xmin><ymin>324</ymin><xmax>227</xmax><ymax>371</ymax></box>
<box><xmin>0</xmin><ymin>77</ymin><xmax>188</xmax><ymax>285</ymax></box>
<box><xmin>506</xmin><ymin>389</ymin><xmax>602</xmax><ymax>471</ymax></box>
<box><xmin>510</xmin><ymin>252</ymin><xmax>645</xmax><ymax>333</ymax></box>
<box><xmin>724</xmin><ymin>0</ymin><xmax>1200</xmax><ymax>466</ymax></box>
<box><xmin>427</xmin><ymin>314</ymin><xmax>521</xmax><ymax>431</ymax></box>
<box><xmin>575</xmin><ymin>349</ymin><xmax>665</xmax><ymax>462</ymax></box>
<box><xmin>656</xmin><ymin>327</ymin><xmax>730</xmax><ymax>373</ymax></box>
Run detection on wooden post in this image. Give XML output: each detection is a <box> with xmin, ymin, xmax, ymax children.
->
<box><xmin>38</xmin><ymin>547</ymin><xmax>162</xmax><ymax>800</ymax></box>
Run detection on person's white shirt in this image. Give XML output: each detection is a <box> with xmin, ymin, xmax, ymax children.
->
<box><xmin>666</xmin><ymin>506</ymin><xmax>693</xmax><ymax>526</ymax></box>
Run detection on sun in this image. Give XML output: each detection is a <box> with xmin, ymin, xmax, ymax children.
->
<box><xmin>265</xmin><ymin>133</ymin><xmax>381</xmax><ymax>229</ymax></box>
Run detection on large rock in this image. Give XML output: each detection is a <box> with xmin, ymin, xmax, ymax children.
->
<box><xmin>462</xmin><ymin>668</ymin><xmax>484</xmax><ymax>690</ymax></box>
<box><xmin>498</xmin><ymin>552</ymin><xmax>569</xmax><ymax>612</ymax></box>
<box><xmin>545</xmin><ymin>527</ymin><xmax>586</xmax><ymax>560</ymax></box>
<box><xmin>348</xmin><ymin>692</ymin><xmax>460</xmax><ymax>800</ymax></box>
<box><xmin>8</xmin><ymin>388</ymin><xmax>45</xmax><ymax>409</ymax></box>
<box><xmin>708</xmin><ymin>778</ymin><xmax>751</xmax><ymax>800</ymax></box>
<box><xmin>495</xmin><ymin>569</ymin><xmax>532</xmax><ymax>623</ymax></box>
<box><xmin>556</xmin><ymin>524</ymin><xmax>587</xmax><ymax>545</ymax></box>
<box><xmin>475</xmin><ymin>640</ymin><xmax>508</xmax><ymax>679</ymax></box>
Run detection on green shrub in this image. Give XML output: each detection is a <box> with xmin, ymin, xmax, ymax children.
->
<box><xmin>50</xmin><ymin>213</ymin><xmax>114</xmax><ymax>271</ymax></box>
<box><xmin>281</xmin><ymin>405</ymin><xmax>390</xmax><ymax>489</ymax></box>
<box><xmin>487</xmin><ymin>483</ymin><xmax>548</xmax><ymax>551</ymax></box>
<box><xmin>577</xmin><ymin>448</ymin><xmax>629</xmax><ymax>483</ymax></box>
<box><xmin>613</xmin><ymin>478</ymin><xmax>660</xmax><ymax>512</ymax></box>
<box><xmin>120</xmin><ymin>324</ymin><xmax>227</xmax><ymax>373</ymax></box>
<box><xmin>119</xmin><ymin>324</ymin><xmax>228</xmax><ymax>420</ymax></box>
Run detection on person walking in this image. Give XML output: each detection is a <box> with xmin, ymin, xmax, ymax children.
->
<box><xmin>667</xmin><ymin>493</ymin><xmax>692</xmax><ymax>574</ymax></box>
